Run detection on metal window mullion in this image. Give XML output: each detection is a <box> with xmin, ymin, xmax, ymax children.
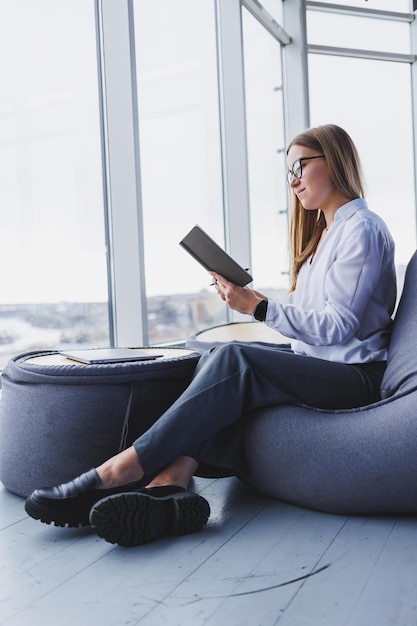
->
<box><xmin>216</xmin><ymin>0</ymin><xmax>252</xmax><ymax>322</ymax></box>
<box><xmin>308</xmin><ymin>44</ymin><xmax>417</xmax><ymax>64</ymax></box>
<box><xmin>241</xmin><ymin>0</ymin><xmax>291</xmax><ymax>44</ymax></box>
<box><xmin>410</xmin><ymin>8</ymin><xmax>417</xmax><ymax>247</ymax></box>
<box><xmin>282</xmin><ymin>0</ymin><xmax>310</xmax><ymax>146</ymax></box>
<box><xmin>306</xmin><ymin>1</ymin><xmax>414</xmax><ymax>23</ymax></box>
<box><xmin>96</xmin><ymin>0</ymin><xmax>148</xmax><ymax>346</ymax></box>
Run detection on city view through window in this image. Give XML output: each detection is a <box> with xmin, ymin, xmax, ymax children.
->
<box><xmin>0</xmin><ymin>1</ymin><xmax>109</xmax><ymax>369</ymax></box>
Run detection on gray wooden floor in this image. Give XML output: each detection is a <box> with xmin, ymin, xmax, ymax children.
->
<box><xmin>1</xmin><ymin>476</ymin><xmax>417</xmax><ymax>626</ymax></box>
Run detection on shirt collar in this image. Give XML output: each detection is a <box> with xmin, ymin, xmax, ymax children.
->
<box><xmin>333</xmin><ymin>198</ymin><xmax>368</xmax><ymax>224</ymax></box>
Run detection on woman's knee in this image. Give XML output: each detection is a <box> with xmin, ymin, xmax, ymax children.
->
<box><xmin>194</xmin><ymin>342</ymin><xmax>246</xmax><ymax>376</ymax></box>
<box><xmin>210</xmin><ymin>342</ymin><xmax>247</xmax><ymax>362</ymax></box>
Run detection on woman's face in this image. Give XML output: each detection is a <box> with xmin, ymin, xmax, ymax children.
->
<box><xmin>287</xmin><ymin>144</ymin><xmax>335</xmax><ymax>212</ymax></box>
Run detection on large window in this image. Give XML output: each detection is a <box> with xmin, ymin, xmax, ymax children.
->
<box><xmin>309</xmin><ymin>55</ymin><xmax>415</xmax><ymax>270</ymax></box>
<box><xmin>242</xmin><ymin>6</ymin><xmax>290</xmax><ymax>299</ymax></box>
<box><xmin>0</xmin><ymin>0</ymin><xmax>109</xmax><ymax>369</ymax></box>
<box><xmin>307</xmin><ymin>1</ymin><xmax>417</xmax><ymax>288</ymax></box>
<box><xmin>133</xmin><ymin>0</ymin><xmax>226</xmax><ymax>344</ymax></box>
<box><xmin>1</xmin><ymin>0</ymin><xmax>416</xmax><ymax>367</ymax></box>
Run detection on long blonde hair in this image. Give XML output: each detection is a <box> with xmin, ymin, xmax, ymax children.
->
<box><xmin>287</xmin><ymin>124</ymin><xmax>365</xmax><ymax>292</ymax></box>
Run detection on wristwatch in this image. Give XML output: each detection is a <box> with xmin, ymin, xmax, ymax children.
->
<box><xmin>253</xmin><ymin>299</ymin><xmax>268</xmax><ymax>322</ymax></box>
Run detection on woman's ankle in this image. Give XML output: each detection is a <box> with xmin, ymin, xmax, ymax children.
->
<box><xmin>96</xmin><ymin>447</ymin><xmax>144</xmax><ymax>489</ymax></box>
<box><xmin>146</xmin><ymin>456</ymin><xmax>199</xmax><ymax>491</ymax></box>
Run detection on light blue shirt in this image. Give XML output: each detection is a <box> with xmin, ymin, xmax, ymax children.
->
<box><xmin>265</xmin><ymin>198</ymin><xmax>396</xmax><ymax>364</ymax></box>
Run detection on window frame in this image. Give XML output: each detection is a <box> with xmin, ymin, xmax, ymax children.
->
<box><xmin>97</xmin><ymin>0</ymin><xmax>291</xmax><ymax>343</ymax></box>
<box><xmin>96</xmin><ymin>0</ymin><xmax>417</xmax><ymax>346</ymax></box>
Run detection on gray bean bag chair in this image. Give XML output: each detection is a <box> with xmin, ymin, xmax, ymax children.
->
<box><xmin>0</xmin><ymin>348</ymin><xmax>200</xmax><ymax>497</ymax></box>
<box><xmin>241</xmin><ymin>250</ymin><xmax>417</xmax><ymax>515</ymax></box>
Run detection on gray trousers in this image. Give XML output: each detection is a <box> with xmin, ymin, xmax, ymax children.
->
<box><xmin>133</xmin><ymin>342</ymin><xmax>386</xmax><ymax>478</ymax></box>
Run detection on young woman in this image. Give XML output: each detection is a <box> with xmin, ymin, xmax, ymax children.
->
<box><xmin>25</xmin><ymin>124</ymin><xmax>396</xmax><ymax>546</ymax></box>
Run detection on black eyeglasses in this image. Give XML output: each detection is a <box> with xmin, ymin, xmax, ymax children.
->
<box><xmin>287</xmin><ymin>155</ymin><xmax>325</xmax><ymax>184</ymax></box>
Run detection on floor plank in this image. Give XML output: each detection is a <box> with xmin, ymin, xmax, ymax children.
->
<box><xmin>276</xmin><ymin>515</ymin><xmax>400</xmax><ymax>626</ymax></box>
<box><xmin>1</xmin><ymin>479</ymin><xmax>417</xmax><ymax>626</ymax></box>
<box><xmin>137</xmin><ymin>499</ymin><xmax>346</xmax><ymax>625</ymax></box>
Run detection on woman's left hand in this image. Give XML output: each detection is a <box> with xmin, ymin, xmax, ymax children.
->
<box><xmin>210</xmin><ymin>272</ymin><xmax>266</xmax><ymax>316</ymax></box>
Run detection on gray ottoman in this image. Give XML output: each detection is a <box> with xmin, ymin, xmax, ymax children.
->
<box><xmin>0</xmin><ymin>347</ymin><xmax>200</xmax><ymax>497</ymax></box>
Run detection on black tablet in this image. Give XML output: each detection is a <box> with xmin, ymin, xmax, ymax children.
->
<box><xmin>180</xmin><ymin>225</ymin><xmax>253</xmax><ymax>287</ymax></box>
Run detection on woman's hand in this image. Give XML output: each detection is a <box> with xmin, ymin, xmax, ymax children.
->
<box><xmin>210</xmin><ymin>272</ymin><xmax>267</xmax><ymax>316</ymax></box>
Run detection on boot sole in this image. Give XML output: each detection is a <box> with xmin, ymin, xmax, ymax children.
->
<box><xmin>90</xmin><ymin>491</ymin><xmax>210</xmax><ymax>547</ymax></box>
